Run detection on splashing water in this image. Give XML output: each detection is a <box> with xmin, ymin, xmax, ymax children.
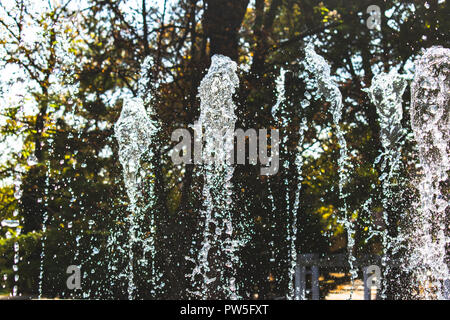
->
<box><xmin>409</xmin><ymin>46</ymin><xmax>450</xmax><ymax>299</ymax></box>
<box><xmin>273</xmin><ymin>66</ymin><xmax>310</xmax><ymax>299</ymax></box>
<box><xmin>115</xmin><ymin>98</ymin><xmax>156</xmax><ymax>204</ymax></box>
<box><xmin>12</xmin><ymin>214</ymin><xmax>21</xmax><ymax>298</ymax></box>
<box><xmin>38</xmin><ymin>136</ymin><xmax>54</xmax><ymax>299</ymax></box>
<box><xmin>303</xmin><ymin>43</ymin><xmax>357</xmax><ymax>287</ymax></box>
<box><xmin>270</xmin><ymin>68</ymin><xmax>287</xmax><ymax>295</ymax></box>
<box><xmin>288</xmin><ymin>117</ymin><xmax>308</xmax><ymax>299</ymax></box>
<box><xmin>365</xmin><ymin>69</ymin><xmax>408</xmax><ymax>298</ymax></box>
<box><xmin>271</xmin><ymin>68</ymin><xmax>287</xmax><ymax>121</ymax></box>
<box><xmin>2</xmin><ymin>205</ymin><xmax>21</xmax><ymax>297</ymax></box>
<box><xmin>271</xmin><ymin>68</ymin><xmax>297</xmax><ymax>299</ymax></box>
<box><xmin>189</xmin><ymin>55</ymin><xmax>239</xmax><ymax>299</ymax></box>
<box><xmin>114</xmin><ymin>58</ymin><xmax>160</xmax><ymax>299</ymax></box>
<box><xmin>10</xmin><ymin>167</ymin><xmax>25</xmax><ymax>298</ymax></box>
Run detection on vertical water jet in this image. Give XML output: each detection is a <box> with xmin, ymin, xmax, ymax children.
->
<box><xmin>114</xmin><ymin>57</ymin><xmax>160</xmax><ymax>299</ymax></box>
<box><xmin>365</xmin><ymin>69</ymin><xmax>408</xmax><ymax>298</ymax></box>
<box><xmin>410</xmin><ymin>46</ymin><xmax>450</xmax><ymax>299</ymax></box>
<box><xmin>190</xmin><ymin>55</ymin><xmax>239</xmax><ymax>299</ymax></box>
<box><xmin>303</xmin><ymin>43</ymin><xmax>357</xmax><ymax>290</ymax></box>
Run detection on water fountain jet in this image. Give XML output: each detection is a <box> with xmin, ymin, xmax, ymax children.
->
<box><xmin>409</xmin><ymin>46</ymin><xmax>450</xmax><ymax>299</ymax></box>
<box><xmin>365</xmin><ymin>69</ymin><xmax>408</xmax><ymax>299</ymax></box>
<box><xmin>189</xmin><ymin>54</ymin><xmax>239</xmax><ymax>299</ymax></box>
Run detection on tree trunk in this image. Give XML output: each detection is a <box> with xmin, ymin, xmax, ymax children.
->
<box><xmin>203</xmin><ymin>0</ymin><xmax>249</xmax><ymax>61</ymax></box>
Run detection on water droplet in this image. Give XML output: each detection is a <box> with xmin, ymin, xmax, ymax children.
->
<box><xmin>27</xmin><ymin>154</ymin><xmax>38</xmax><ymax>166</ymax></box>
<box><xmin>301</xmin><ymin>99</ymin><xmax>310</xmax><ymax>109</ymax></box>
<box><xmin>1</xmin><ymin>220</ymin><xmax>20</xmax><ymax>228</ymax></box>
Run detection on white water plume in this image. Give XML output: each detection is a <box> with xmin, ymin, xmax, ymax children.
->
<box><xmin>189</xmin><ymin>55</ymin><xmax>239</xmax><ymax>299</ymax></box>
<box><xmin>409</xmin><ymin>46</ymin><xmax>450</xmax><ymax>299</ymax></box>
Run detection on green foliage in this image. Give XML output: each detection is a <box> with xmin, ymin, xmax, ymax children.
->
<box><xmin>0</xmin><ymin>0</ymin><xmax>448</xmax><ymax>298</ymax></box>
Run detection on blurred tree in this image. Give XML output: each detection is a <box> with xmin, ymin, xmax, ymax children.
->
<box><xmin>0</xmin><ymin>0</ymin><xmax>448</xmax><ymax>299</ymax></box>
